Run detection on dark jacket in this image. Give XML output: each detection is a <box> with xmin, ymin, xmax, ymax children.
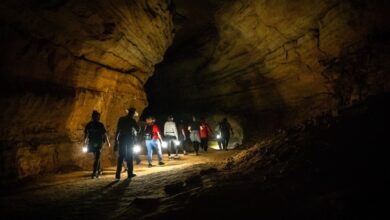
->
<box><xmin>115</xmin><ymin>115</ymin><xmax>139</xmax><ymax>139</ymax></box>
<box><xmin>84</xmin><ymin>121</ymin><xmax>107</xmax><ymax>144</ymax></box>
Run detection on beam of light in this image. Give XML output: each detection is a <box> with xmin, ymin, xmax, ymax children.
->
<box><xmin>216</xmin><ymin>134</ymin><xmax>221</xmax><ymax>139</ymax></box>
<box><xmin>82</xmin><ymin>146</ymin><xmax>88</xmax><ymax>153</ymax></box>
<box><xmin>162</xmin><ymin>141</ymin><xmax>168</xmax><ymax>148</ymax></box>
<box><xmin>133</xmin><ymin>144</ymin><xmax>141</xmax><ymax>154</ymax></box>
<box><xmin>209</xmin><ymin>141</ymin><xmax>221</xmax><ymax>150</ymax></box>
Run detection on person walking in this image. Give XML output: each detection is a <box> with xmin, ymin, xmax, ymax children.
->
<box><xmin>177</xmin><ymin>119</ymin><xmax>188</xmax><ymax>155</ymax></box>
<box><xmin>199</xmin><ymin>118</ymin><xmax>213</xmax><ymax>152</ymax></box>
<box><xmin>164</xmin><ymin>115</ymin><xmax>179</xmax><ymax>159</ymax></box>
<box><xmin>84</xmin><ymin>110</ymin><xmax>111</xmax><ymax>179</ymax></box>
<box><xmin>188</xmin><ymin>116</ymin><xmax>201</xmax><ymax>156</ymax></box>
<box><xmin>219</xmin><ymin>118</ymin><xmax>234</xmax><ymax>151</ymax></box>
<box><xmin>144</xmin><ymin>116</ymin><xmax>165</xmax><ymax>168</ymax></box>
<box><xmin>114</xmin><ymin>108</ymin><xmax>138</xmax><ymax>180</ymax></box>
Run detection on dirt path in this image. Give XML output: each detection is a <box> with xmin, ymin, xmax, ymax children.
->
<box><xmin>0</xmin><ymin>149</ymin><xmax>237</xmax><ymax>220</ymax></box>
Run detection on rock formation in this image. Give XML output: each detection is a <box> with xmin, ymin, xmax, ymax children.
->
<box><xmin>147</xmin><ymin>0</ymin><xmax>390</xmax><ymax>130</ymax></box>
<box><xmin>0</xmin><ymin>0</ymin><xmax>174</xmax><ymax>181</ymax></box>
<box><xmin>0</xmin><ymin>0</ymin><xmax>389</xmax><ymax>182</ymax></box>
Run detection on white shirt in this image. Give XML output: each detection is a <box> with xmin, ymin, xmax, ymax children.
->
<box><xmin>164</xmin><ymin>121</ymin><xmax>178</xmax><ymax>139</ymax></box>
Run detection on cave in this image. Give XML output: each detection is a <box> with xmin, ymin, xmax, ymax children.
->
<box><xmin>0</xmin><ymin>0</ymin><xmax>389</xmax><ymax>219</ymax></box>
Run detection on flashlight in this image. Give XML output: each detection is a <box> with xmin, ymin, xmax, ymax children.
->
<box><xmin>133</xmin><ymin>144</ymin><xmax>141</xmax><ymax>154</ymax></box>
<box><xmin>82</xmin><ymin>146</ymin><xmax>88</xmax><ymax>153</ymax></box>
<box><xmin>174</xmin><ymin>140</ymin><xmax>180</xmax><ymax>146</ymax></box>
<box><xmin>162</xmin><ymin>141</ymin><xmax>168</xmax><ymax>148</ymax></box>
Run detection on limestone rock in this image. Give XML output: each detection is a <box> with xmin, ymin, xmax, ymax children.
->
<box><xmin>0</xmin><ymin>0</ymin><xmax>174</xmax><ymax>180</ymax></box>
<box><xmin>147</xmin><ymin>0</ymin><xmax>390</xmax><ymax>130</ymax></box>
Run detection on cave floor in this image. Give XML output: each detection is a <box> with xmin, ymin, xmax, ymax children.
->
<box><xmin>0</xmin><ymin>149</ymin><xmax>237</xmax><ymax>220</ymax></box>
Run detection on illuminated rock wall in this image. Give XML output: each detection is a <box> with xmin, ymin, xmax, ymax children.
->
<box><xmin>147</xmin><ymin>0</ymin><xmax>390</xmax><ymax>129</ymax></box>
<box><xmin>0</xmin><ymin>0</ymin><xmax>174</xmax><ymax>181</ymax></box>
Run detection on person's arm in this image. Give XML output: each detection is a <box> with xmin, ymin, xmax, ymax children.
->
<box><xmin>102</xmin><ymin>124</ymin><xmax>111</xmax><ymax>148</ymax></box>
<box><xmin>229</xmin><ymin>123</ymin><xmax>234</xmax><ymax>136</ymax></box>
<box><xmin>206</xmin><ymin>123</ymin><xmax>214</xmax><ymax>136</ymax></box>
<box><xmin>84</xmin><ymin>124</ymin><xmax>89</xmax><ymax>144</ymax></box>
<box><xmin>157</xmin><ymin>132</ymin><xmax>163</xmax><ymax>142</ymax></box>
<box><xmin>115</xmin><ymin>120</ymin><xmax>120</xmax><ymax>142</ymax></box>
<box><xmin>114</xmin><ymin>119</ymin><xmax>121</xmax><ymax>151</ymax></box>
<box><xmin>105</xmin><ymin>133</ymin><xmax>111</xmax><ymax>148</ymax></box>
<box><xmin>164</xmin><ymin>122</ymin><xmax>168</xmax><ymax>136</ymax></box>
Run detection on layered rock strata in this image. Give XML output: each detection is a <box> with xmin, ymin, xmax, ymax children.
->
<box><xmin>0</xmin><ymin>0</ymin><xmax>174</xmax><ymax>181</ymax></box>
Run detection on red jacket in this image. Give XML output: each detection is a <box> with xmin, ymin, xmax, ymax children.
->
<box><xmin>199</xmin><ymin>122</ymin><xmax>212</xmax><ymax>139</ymax></box>
<box><xmin>152</xmin><ymin>124</ymin><xmax>160</xmax><ymax>140</ymax></box>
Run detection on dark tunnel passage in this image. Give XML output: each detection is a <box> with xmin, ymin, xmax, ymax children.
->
<box><xmin>1</xmin><ymin>0</ymin><xmax>390</xmax><ymax>219</ymax></box>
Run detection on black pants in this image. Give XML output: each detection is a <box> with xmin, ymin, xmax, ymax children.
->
<box><xmin>192</xmin><ymin>141</ymin><xmax>200</xmax><ymax>154</ymax></box>
<box><xmin>165</xmin><ymin>136</ymin><xmax>178</xmax><ymax>156</ymax></box>
<box><xmin>116</xmin><ymin>136</ymin><xmax>134</xmax><ymax>178</ymax></box>
<box><xmin>222</xmin><ymin>134</ymin><xmax>230</xmax><ymax>150</ymax></box>
<box><xmin>180</xmin><ymin>137</ymin><xmax>188</xmax><ymax>153</ymax></box>
<box><xmin>217</xmin><ymin>139</ymin><xmax>223</xmax><ymax>150</ymax></box>
<box><xmin>89</xmin><ymin>142</ymin><xmax>102</xmax><ymax>177</ymax></box>
<box><xmin>200</xmin><ymin>138</ymin><xmax>209</xmax><ymax>151</ymax></box>
<box><xmin>92</xmin><ymin>150</ymin><xmax>101</xmax><ymax>176</ymax></box>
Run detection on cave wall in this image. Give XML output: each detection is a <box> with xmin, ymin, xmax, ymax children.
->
<box><xmin>0</xmin><ymin>0</ymin><xmax>174</xmax><ymax>181</ymax></box>
<box><xmin>147</xmin><ymin>0</ymin><xmax>390</xmax><ymax>130</ymax></box>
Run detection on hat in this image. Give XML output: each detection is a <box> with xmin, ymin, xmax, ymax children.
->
<box><xmin>92</xmin><ymin>110</ymin><xmax>100</xmax><ymax>117</ymax></box>
<box><xmin>127</xmin><ymin>107</ymin><xmax>136</xmax><ymax>115</ymax></box>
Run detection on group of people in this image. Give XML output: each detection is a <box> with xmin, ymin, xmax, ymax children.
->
<box><xmin>83</xmin><ymin>107</ymin><xmax>234</xmax><ymax>180</ymax></box>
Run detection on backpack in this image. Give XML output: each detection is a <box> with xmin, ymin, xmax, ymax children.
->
<box><xmin>144</xmin><ymin>125</ymin><xmax>153</xmax><ymax>140</ymax></box>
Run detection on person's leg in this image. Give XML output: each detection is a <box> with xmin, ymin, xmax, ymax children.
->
<box><xmin>218</xmin><ymin>139</ymin><xmax>222</xmax><ymax>150</ymax></box>
<box><xmin>200</xmin><ymin>138</ymin><xmax>206</xmax><ymax>151</ymax></box>
<box><xmin>204</xmin><ymin>137</ymin><xmax>209</xmax><ymax>152</ymax></box>
<box><xmin>182</xmin><ymin>139</ymin><xmax>188</xmax><ymax>155</ymax></box>
<box><xmin>146</xmin><ymin>140</ymin><xmax>153</xmax><ymax>165</ymax></box>
<box><xmin>166</xmin><ymin>137</ymin><xmax>171</xmax><ymax>157</ymax></box>
<box><xmin>195</xmin><ymin>142</ymin><xmax>200</xmax><ymax>155</ymax></box>
<box><xmin>125</xmin><ymin>142</ymin><xmax>134</xmax><ymax>177</ymax></box>
<box><xmin>225</xmin><ymin>135</ymin><xmax>230</xmax><ymax>150</ymax></box>
<box><xmin>154</xmin><ymin>140</ymin><xmax>164</xmax><ymax>163</ymax></box>
<box><xmin>123</xmin><ymin>161</ymin><xmax>127</xmax><ymax>172</ymax></box>
<box><xmin>169</xmin><ymin>137</ymin><xmax>175</xmax><ymax>158</ymax></box>
<box><xmin>196</xmin><ymin>132</ymin><xmax>201</xmax><ymax>155</ymax></box>
<box><xmin>116</xmin><ymin>151</ymin><xmax>124</xmax><ymax>179</ymax></box>
<box><xmin>174</xmin><ymin>140</ymin><xmax>179</xmax><ymax>156</ymax></box>
<box><xmin>92</xmin><ymin>150</ymin><xmax>101</xmax><ymax>178</ymax></box>
<box><xmin>169</xmin><ymin>137</ymin><xmax>176</xmax><ymax>158</ymax></box>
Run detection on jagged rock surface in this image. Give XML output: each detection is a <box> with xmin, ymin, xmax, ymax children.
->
<box><xmin>0</xmin><ymin>0</ymin><xmax>174</xmax><ymax>181</ymax></box>
<box><xmin>147</xmin><ymin>0</ymin><xmax>390</xmax><ymax>129</ymax></box>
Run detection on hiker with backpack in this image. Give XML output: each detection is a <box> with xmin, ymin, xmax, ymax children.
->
<box><xmin>114</xmin><ymin>107</ymin><xmax>139</xmax><ymax>180</ymax></box>
<box><xmin>84</xmin><ymin>110</ymin><xmax>111</xmax><ymax>179</ymax></box>
<box><xmin>143</xmin><ymin>116</ymin><xmax>165</xmax><ymax>168</ymax></box>
<box><xmin>219</xmin><ymin>118</ymin><xmax>234</xmax><ymax>151</ymax></box>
